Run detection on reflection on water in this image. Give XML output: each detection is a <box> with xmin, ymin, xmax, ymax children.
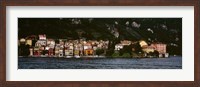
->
<box><xmin>18</xmin><ymin>56</ymin><xmax>182</xmax><ymax>69</ymax></box>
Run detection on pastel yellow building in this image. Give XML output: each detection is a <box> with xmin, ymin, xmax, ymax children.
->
<box><xmin>139</xmin><ymin>40</ymin><xmax>148</xmax><ymax>47</ymax></box>
<box><xmin>74</xmin><ymin>50</ymin><xmax>79</xmax><ymax>55</ymax></box>
<box><xmin>26</xmin><ymin>39</ymin><xmax>32</xmax><ymax>46</ymax></box>
<box><xmin>142</xmin><ymin>46</ymin><xmax>155</xmax><ymax>53</ymax></box>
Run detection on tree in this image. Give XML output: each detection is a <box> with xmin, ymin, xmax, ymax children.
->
<box><xmin>42</xmin><ymin>50</ymin><xmax>48</xmax><ymax>55</ymax></box>
<box><xmin>132</xmin><ymin>52</ymin><xmax>138</xmax><ymax>58</ymax></box>
<box><xmin>121</xmin><ymin>53</ymin><xmax>131</xmax><ymax>58</ymax></box>
<box><xmin>55</xmin><ymin>39</ymin><xmax>59</xmax><ymax>43</ymax></box>
<box><xmin>112</xmin><ymin>52</ymin><xmax>120</xmax><ymax>57</ymax></box>
<box><xmin>119</xmin><ymin>45</ymin><xmax>132</xmax><ymax>56</ymax></box>
<box><xmin>32</xmin><ymin>39</ymin><xmax>37</xmax><ymax>46</ymax></box>
<box><xmin>132</xmin><ymin>42</ymin><xmax>142</xmax><ymax>54</ymax></box>
<box><xmin>19</xmin><ymin>44</ymin><xmax>30</xmax><ymax>56</ymax></box>
<box><xmin>106</xmin><ymin>40</ymin><xmax>115</xmax><ymax>56</ymax></box>
<box><xmin>148</xmin><ymin>52</ymin><xmax>154</xmax><ymax>57</ymax></box>
<box><xmin>153</xmin><ymin>50</ymin><xmax>159</xmax><ymax>57</ymax></box>
<box><xmin>96</xmin><ymin>49</ymin><xmax>104</xmax><ymax>56</ymax></box>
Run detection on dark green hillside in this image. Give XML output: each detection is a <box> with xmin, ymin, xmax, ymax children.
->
<box><xmin>18</xmin><ymin>18</ymin><xmax>182</xmax><ymax>55</ymax></box>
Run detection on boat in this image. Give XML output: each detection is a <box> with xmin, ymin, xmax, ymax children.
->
<box><xmin>65</xmin><ymin>56</ymin><xmax>73</xmax><ymax>58</ymax></box>
<box><xmin>74</xmin><ymin>55</ymin><xmax>80</xmax><ymax>58</ymax></box>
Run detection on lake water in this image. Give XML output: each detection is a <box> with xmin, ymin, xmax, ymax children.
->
<box><xmin>18</xmin><ymin>56</ymin><xmax>182</xmax><ymax>69</ymax></box>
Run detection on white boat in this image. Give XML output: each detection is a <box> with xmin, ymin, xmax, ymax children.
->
<box><xmin>75</xmin><ymin>55</ymin><xmax>80</xmax><ymax>58</ymax></box>
<box><xmin>65</xmin><ymin>56</ymin><xmax>73</xmax><ymax>58</ymax></box>
<box><xmin>165</xmin><ymin>53</ymin><xmax>169</xmax><ymax>57</ymax></box>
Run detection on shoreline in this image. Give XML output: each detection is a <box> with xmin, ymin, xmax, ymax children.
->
<box><xmin>18</xmin><ymin>55</ymin><xmax>182</xmax><ymax>59</ymax></box>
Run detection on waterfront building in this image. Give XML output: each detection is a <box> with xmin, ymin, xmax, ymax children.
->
<box><xmin>65</xmin><ymin>49</ymin><xmax>73</xmax><ymax>56</ymax></box>
<box><xmin>97</xmin><ymin>43</ymin><xmax>103</xmax><ymax>49</ymax></box>
<box><xmin>150</xmin><ymin>43</ymin><xmax>168</xmax><ymax>57</ymax></box>
<box><xmin>55</xmin><ymin>45</ymin><xmax>59</xmax><ymax>57</ymax></box>
<box><xmin>48</xmin><ymin>48</ymin><xmax>54</xmax><ymax>56</ymax></box>
<box><xmin>59</xmin><ymin>39</ymin><xmax>65</xmax><ymax>46</ymax></box>
<box><xmin>84</xmin><ymin>43</ymin><xmax>93</xmax><ymax>55</ymax></box>
<box><xmin>35</xmin><ymin>40</ymin><xmax>46</xmax><ymax>47</ymax></box>
<box><xmin>139</xmin><ymin>40</ymin><xmax>148</xmax><ymax>47</ymax></box>
<box><xmin>55</xmin><ymin>44</ymin><xmax>64</xmax><ymax>57</ymax></box>
<box><xmin>33</xmin><ymin>47</ymin><xmax>40</xmax><ymax>56</ymax></box>
<box><xmin>33</xmin><ymin>42</ymin><xmax>45</xmax><ymax>56</ymax></box>
<box><xmin>47</xmin><ymin>39</ymin><xmax>55</xmax><ymax>48</ymax></box>
<box><xmin>84</xmin><ymin>43</ymin><xmax>92</xmax><ymax>50</ymax></box>
<box><xmin>74</xmin><ymin>43</ymin><xmax>80</xmax><ymax>56</ymax></box>
<box><xmin>74</xmin><ymin>50</ymin><xmax>79</xmax><ymax>56</ymax></box>
<box><xmin>39</xmin><ymin>34</ymin><xmax>46</xmax><ymax>40</ymax></box>
<box><xmin>46</xmin><ymin>39</ymin><xmax>55</xmax><ymax>56</ymax></box>
<box><xmin>121</xmin><ymin>40</ymin><xmax>131</xmax><ymax>46</ymax></box>
<box><xmin>19</xmin><ymin>38</ymin><xmax>26</xmax><ymax>45</ymax></box>
<box><xmin>64</xmin><ymin>42</ymin><xmax>74</xmax><ymax>56</ymax></box>
<box><xmin>151</xmin><ymin>43</ymin><xmax>166</xmax><ymax>54</ymax></box>
<box><xmin>84</xmin><ymin>49</ymin><xmax>94</xmax><ymax>55</ymax></box>
<box><xmin>29</xmin><ymin>48</ymin><xmax>33</xmax><ymax>56</ymax></box>
<box><xmin>142</xmin><ymin>46</ymin><xmax>155</xmax><ymax>53</ymax></box>
<box><xmin>24</xmin><ymin>34</ymin><xmax>170</xmax><ymax>58</ymax></box>
<box><xmin>26</xmin><ymin>39</ymin><xmax>32</xmax><ymax>46</ymax></box>
<box><xmin>115</xmin><ymin>44</ymin><xmax>123</xmax><ymax>51</ymax></box>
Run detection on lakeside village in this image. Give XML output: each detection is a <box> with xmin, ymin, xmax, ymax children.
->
<box><xmin>18</xmin><ymin>34</ymin><xmax>169</xmax><ymax>58</ymax></box>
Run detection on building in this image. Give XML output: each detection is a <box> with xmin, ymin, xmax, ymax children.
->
<box><xmin>46</xmin><ymin>39</ymin><xmax>55</xmax><ymax>56</ymax></box>
<box><xmin>47</xmin><ymin>39</ymin><xmax>55</xmax><ymax>48</ymax></box>
<box><xmin>64</xmin><ymin>42</ymin><xmax>74</xmax><ymax>56</ymax></box>
<box><xmin>150</xmin><ymin>43</ymin><xmax>168</xmax><ymax>57</ymax></box>
<box><xmin>59</xmin><ymin>49</ymin><xmax>64</xmax><ymax>57</ymax></box>
<box><xmin>84</xmin><ymin>43</ymin><xmax>93</xmax><ymax>56</ymax></box>
<box><xmin>35</xmin><ymin>40</ymin><xmax>46</xmax><ymax>47</ymax></box>
<box><xmin>115</xmin><ymin>44</ymin><xmax>123</xmax><ymax>51</ymax></box>
<box><xmin>74</xmin><ymin>43</ymin><xmax>80</xmax><ymax>56</ymax></box>
<box><xmin>139</xmin><ymin>40</ymin><xmax>148</xmax><ymax>47</ymax></box>
<box><xmin>34</xmin><ymin>40</ymin><xmax>46</xmax><ymax>56</ymax></box>
<box><xmin>55</xmin><ymin>44</ymin><xmax>64</xmax><ymax>57</ymax></box>
<box><xmin>33</xmin><ymin>47</ymin><xmax>40</xmax><ymax>56</ymax></box>
<box><xmin>151</xmin><ymin>43</ymin><xmax>167</xmax><ymax>54</ymax></box>
<box><xmin>26</xmin><ymin>39</ymin><xmax>32</xmax><ymax>46</ymax></box>
<box><xmin>25</xmin><ymin>35</ymin><xmax>37</xmax><ymax>47</ymax></box>
<box><xmin>19</xmin><ymin>38</ymin><xmax>26</xmax><ymax>45</ymax></box>
<box><xmin>142</xmin><ymin>46</ymin><xmax>155</xmax><ymax>53</ymax></box>
<box><xmin>34</xmin><ymin>35</ymin><xmax>47</xmax><ymax>56</ymax></box>
<box><xmin>29</xmin><ymin>48</ymin><xmax>33</xmax><ymax>56</ymax></box>
<box><xmin>78</xmin><ymin>43</ymin><xmax>84</xmax><ymax>56</ymax></box>
<box><xmin>55</xmin><ymin>45</ymin><xmax>59</xmax><ymax>57</ymax></box>
<box><xmin>48</xmin><ymin>48</ymin><xmax>54</xmax><ymax>56</ymax></box>
<box><xmin>97</xmin><ymin>43</ymin><xmax>103</xmax><ymax>49</ymax></box>
<box><xmin>121</xmin><ymin>40</ymin><xmax>131</xmax><ymax>46</ymax></box>
<box><xmin>59</xmin><ymin>39</ymin><xmax>65</xmax><ymax>46</ymax></box>
<box><xmin>84</xmin><ymin>49</ymin><xmax>94</xmax><ymax>55</ymax></box>
<box><xmin>39</xmin><ymin>34</ymin><xmax>46</xmax><ymax>40</ymax></box>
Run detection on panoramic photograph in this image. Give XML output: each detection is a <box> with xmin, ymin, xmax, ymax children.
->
<box><xmin>18</xmin><ymin>18</ymin><xmax>182</xmax><ymax>69</ymax></box>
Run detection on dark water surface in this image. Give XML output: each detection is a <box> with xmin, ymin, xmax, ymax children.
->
<box><xmin>18</xmin><ymin>56</ymin><xmax>182</xmax><ymax>69</ymax></box>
